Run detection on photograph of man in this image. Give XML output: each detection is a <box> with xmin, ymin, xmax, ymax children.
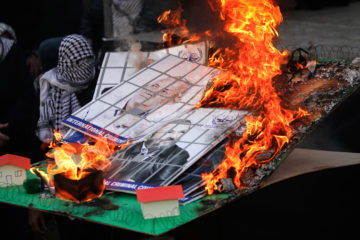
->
<box><xmin>114</xmin><ymin>77</ymin><xmax>190</xmax><ymax>122</ymax></box>
<box><xmin>171</xmin><ymin>139</ymin><xmax>227</xmax><ymax>194</ymax></box>
<box><xmin>99</xmin><ymin>76</ymin><xmax>192</xmax><ymax>140</ymax></box>
<box><xmin>105</xmin><ymin>119</ymin><xmax>191</xmax><ymax>186</ymax></box>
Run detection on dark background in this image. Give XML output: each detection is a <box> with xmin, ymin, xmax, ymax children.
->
<box><xmin>1</xmin><ymin>0</ymin><xmax>359</xmax><ymax>239</ymax></box>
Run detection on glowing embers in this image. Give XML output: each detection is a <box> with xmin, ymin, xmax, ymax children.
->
<box><xmin>31</xmin><ymin>131</ymin><xmax>117</xmax><ymax>203</ymax></box>
<box><xmin>157</xmin><ymin>5</ymin><xmax>201</xmax><ymax>46</ymax></box>
<box><xmin>53</xmin><ymin>170</ymin><xmax>104</xmax><ymax>203</ymax></box>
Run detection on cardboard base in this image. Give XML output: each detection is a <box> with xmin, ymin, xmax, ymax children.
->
<box><xmin>1</xmin><ymin>148</ymin><xmax>360</xmax><ymax>236</ymax></box>
<box><xmin>261</xmin><ymin>148</ymin><xmax>360</xmax><ymax>187</ymax></box>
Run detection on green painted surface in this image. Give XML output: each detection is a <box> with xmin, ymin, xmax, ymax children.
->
<box><xmin>0</xmin><ymin>171</ymin><xmax>229</xmax><ymax>236</ymax></box>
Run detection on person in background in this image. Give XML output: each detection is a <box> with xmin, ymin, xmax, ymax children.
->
<box><xmin>0</xmin><ymin>23</ymin><xmax>38</xmax><ymax>240</ymax></box>
<box><xmin>0</xmin><ymin>22</ymin><xmax>17</xmax><ymax>41</ymax></box>
<box><xmin>80</xmin><ymin>0</ymin><xmax>179</xmax><ymax>49</ymax></box>
<box><xmin>1</xmin><ymin>0</ymin><xmax>84</xmax><ymax>79</ymax></box>
<box><xmin>36</xmin><ymin>34</ymin><xmax>96</xmax><ymax>144</ymax></box>
<box><xmin>0</xmin><ymin>21</ymin><xmax>43</xmax><ymax>79</ymax></box>
<box><xmin>29</xmin><ymin>34</ymin><xmax>96</xmax><ymax>237</ymax></box>
<box><xmin>0</xmin><ymin>26</ymin><xmax>36</xmax><ymax>158</ymax></box>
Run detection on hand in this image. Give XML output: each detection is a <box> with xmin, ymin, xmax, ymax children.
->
<box><xmin>26</xmin><ymin>54</ymin><xmax>43</xmax><ymax>77</ymax></box>
<box><xmin>28</xmin><ymin>209</ymin><xmax>47</xmax><ymax>233</ymax></box>
<box><xmin>0</xmin><ymin>123</ymin><xmax>10</xmax><ymax>149</ymax></box>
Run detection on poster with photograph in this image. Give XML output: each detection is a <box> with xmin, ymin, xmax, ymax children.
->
<box><xmin>93</xmin><ymin>41</ymin><xmax>209</xmax><ymax>99</ymax></box>
<box><xmin>179</xmin><ymin>187</ymin><xmax>207</xmax><ymax>205</ymax></box>
<box><xmin>63</xmin><ymin>54</ymin><xmax>220</xmax><ymax>145</ymax></box>
<box><xmin>169</xmin><ymin>119</ymin><xmax>248</xmax><ymax>196</ymax></box>
<box><xmin>104</xmin><ymin>107</ymin><xmax>248</xmax><ymax>193</ymax></box>
<box><xmin>170</xmin><ymin>139</ymin><xmax>228</xmax><ymax>196</ymax></box>
<box><xmin>61</xmin><ymin>52</ymin><xmax>250</xmax><ymax>200</ymax></box>
<box><xmin>64</xmin><ymin>42</ymin><xmax>209</xmax><ymax>142</ymax></box>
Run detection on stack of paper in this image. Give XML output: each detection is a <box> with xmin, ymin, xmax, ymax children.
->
<box><xmin>62</xmin><ymin>42</ymin><xmax>249</xmax><ymax>204</ymax></box>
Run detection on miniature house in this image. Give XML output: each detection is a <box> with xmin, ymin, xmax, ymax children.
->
<box><xmin>0</xmin><ymin>154</ymin><xmax>31</xmax><ymax>187</ymax></box>
<box><xmin>136</xmin><ymin>185</ymin><xmax>184</xmax><ymax>220</ymax></box>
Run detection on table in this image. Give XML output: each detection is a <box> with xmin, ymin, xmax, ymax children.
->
<box><xmin>1</xmin><ymin>148</ymin><xmax>359</xmax><ymax>236</ymax></box>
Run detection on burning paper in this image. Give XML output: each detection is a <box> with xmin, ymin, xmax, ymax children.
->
<box><xmin>31</xmin><ymin>131</ymin><xmax>118</xmax><ymax>202</ymax></box>
<box><xmin>63</xmin><ymin>55</ymin><xmax>221</xmax><ymax>145</ymax></box>
<box><xmin>62</xmin><ymin>54</ymin><xmax>249</xmax><ymax>195</ymax></box>
<box><xmin>185</xmin><ymin>0</ymin><xmax>308</xmax><ymax>194</ymax></box>
<box><xmin>105</xmin><ymin>107</ymin><xmax>248</xmax><ymax>191</ymax></box>
<box><xmin>93</xmin><ymin>41</ymin><xmax>209</xmax><ymax>99</ymax></box>
<box><xmin>58</xmin><ymin>0</ymin><xmax>360</xmax><ymax>204</ymax></box>
<box><xmin>156</xmin><ymin>0</ymin><xmax>360</xmax><ymax>196</ymax></box>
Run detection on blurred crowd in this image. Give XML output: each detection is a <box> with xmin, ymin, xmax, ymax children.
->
<box><xmin>0</xmin><ymin>1</ymin><xmax>180</xmax><ymax>239</ymax></box>
<box><xmin>0</xmin><ymin>0</ymin><xmax>180</xmax><ymax>161</ymax></box>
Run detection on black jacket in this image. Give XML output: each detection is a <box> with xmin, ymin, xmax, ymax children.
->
<box><xmin>0</xmin><ymin>42</ymin><xmax>37</xmax><ymax>157</ymax></box>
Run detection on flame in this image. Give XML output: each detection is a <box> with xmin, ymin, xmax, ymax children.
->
<box><xmin>196</xmin><ymin>0</ymin><xmax>310</xmax><ymax>194</ymax></box>
<box><xmin>157</xmin><ymin>4</ymin><xmax>201</xmax><ymax>46</ymax></box>
<box><xmin>31</xmin><ymin>130</ymin><xmax>123</xmax><ymax>202</ymax></box>
<box><xmin>30</xmin><ymin>167</ymin><xmax>50</xmax><ymax>186</ymax></box>
<box><xmin>296</xmin><ymin>63</ymin><xmax>305</xmax><ymax>70</ymax></box>
<box><xmin>156</xmin><ymin>0</ymin><xmax>311</xmax><ymax>194</ymax></box>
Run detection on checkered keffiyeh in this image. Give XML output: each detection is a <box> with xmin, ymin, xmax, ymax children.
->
<box><xmin>37</xmin><ymin>34</ymin><xmax>95</xmax><ymax>142</ymax></box>
<box><xmin>57</xmin><ymin>34</ymin><xmax>95</xmax><ymax>87</ymax></box>
<box><xmin>112</xmin><ymin>0</ymin><xmax>143</xmax><ymax>37</ymax></box>
<box><xmin>0</xmin><ymin>37</ymin><xmax>14</xmax><ymax>62</ymax></box>
<box><xmin>0</xmin><ymin>22</ymin><xmax>17</xmax><ymax>42</ymax></box>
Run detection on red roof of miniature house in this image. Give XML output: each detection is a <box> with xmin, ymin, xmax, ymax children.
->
<box><xmin>136</xmin><ymin>185</ymin><xmax>184</xmax><ymax>203</ymax></box>
<box><xmin>0</xmin><ymin>154</ymin><xmax>31</xmax><ymax>170</ymax></box>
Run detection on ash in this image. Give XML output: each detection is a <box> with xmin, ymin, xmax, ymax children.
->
<box><xmin>253</xmin><ymin>58</ymin><xmax>360</xmax><ymax>191</ymax></box>
<box><xmin>69</xmin><ymin>197</ymin><xmax>119</xmax><ymax>217</ymax></box>
<box><xmin>218</xmin><ymin>57</ymin><xmax>360</xmax><ymax>199</ymax></box>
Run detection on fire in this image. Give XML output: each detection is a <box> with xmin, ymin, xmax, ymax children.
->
<box><xmin>159</xmin><ymin>0</ymin><xmax>309</xmax><ymax>194</ymax></box>
<box><xmin>31</xmin><ymin>130</ymin><xmax>121</xmax><ymax>202</ymax></box>
<box><xmin>198</xmin><ymin>0</ymin><xmax>309</xmax><ymax>194</ymax></box>
<box><xmin>157</xmin><ymin>5</ymin><xmax>201</xmax><ymax>46</ymax></box>
<box><xmin>46</xmin><ymin>131</ymin><xmax>114</xmax><ymax>181</ymax></box>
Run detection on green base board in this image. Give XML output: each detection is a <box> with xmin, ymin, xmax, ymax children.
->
<box><xmin>0</xmin><ymin>171</ymin><xmax>229</xmax><ymax>236</ymax></box>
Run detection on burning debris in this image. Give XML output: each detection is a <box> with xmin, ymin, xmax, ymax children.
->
<box><xmin>207</xmin><ymin>54</ymin><xmax>360</xmax><ymax>196</ymax></box>
<box><xmin>219</xmin><ymin>178</ymin><xmax>236</xmax><ymax>192</ymax></box>
<box><xmin>195</xmin><ymin>0</ymin><xmax>310</xmax><ymax>194</ymax></box>
<box><xmin>155</xmin><ymin>0</ymin><xmax>360</xmax><ymax>196</ymax></box>
<box><xmin>53</xmin><ymin>170</ymin><xmax>104</xmax><ymax>203</ymax></box>
<box><xmin>31</xmin><ymin>131</ymin><xmax>118</xmax><ymax>203</ymax></box>
<box><xmin>30</xmin><ymin>0</ymin><xmax>360</xmax><ymax>205</ymax></box>
<box><xmin>276</xmin><ymin>58</ymin><xmax>360</xmax><ymax>120</ymax></box>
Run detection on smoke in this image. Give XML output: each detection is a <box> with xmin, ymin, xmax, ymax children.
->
<box><xmin>111</xmin><ymin>0</ymin><xmax>141</xmax><ymax>51</ymax></box>
<box><xmin>128</xmin><ymin>42</ymin><xmax>147</xmax><ymax>71</ymax></box>
<box><xmin>181</xmin><ymin>0</ymin><xmax>237</xmax><ymax>49</ymax></box>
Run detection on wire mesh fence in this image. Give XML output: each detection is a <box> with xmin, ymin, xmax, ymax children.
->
<box><xmin>277</xmin><ymin>44</ymin><xmax>360</xmax><ymax>61</ymax></box>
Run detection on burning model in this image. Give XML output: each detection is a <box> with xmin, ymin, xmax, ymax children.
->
<box><xmin>158</xmin><ymin>0</ymin><xmax>359</xmax><ymax>195</ymax></box>
<box><xmin>31</xmin><ymin>0</ymin><xmax>360</xmax><ymax>202</ymax></box>
<box><xmin>159</xmin><ymin>0</ymin><xmax>309</xmax><ymax>193</ymax></box>
<box><xmin>32</xmin><ymin>131</ymin><xmax>118</xmax><ymax>202</ymax></box>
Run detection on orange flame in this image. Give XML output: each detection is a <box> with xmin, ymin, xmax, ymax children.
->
<box><xmin>194</xmin><ymin>0</ymin><xmax>309</xmax><ymax>194</ymax></box>
<box><xmin>31</xmin><ymin>130</ymin><xmax>124</xmax><ymax>202</ymax></box>
<box><xmin>156</xmin><ymin>0</ymin><xmax>310</xmax><ymax>194</ymax></box>
<box><xmin>157</xmin><ymin>5</ymin><xmax>201</xmax><ymax>46</ymax></box>
<box><xmin>30</xmin><ymin>167</ymin><xmax>50</xmax><ymax>186</ymax></box>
